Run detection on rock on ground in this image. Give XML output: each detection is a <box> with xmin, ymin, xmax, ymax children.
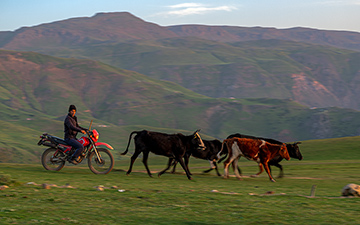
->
<box><xmin>342</xmin><ymin>184</ymin><xmax>360</xmax><ymax>197</ymax></box>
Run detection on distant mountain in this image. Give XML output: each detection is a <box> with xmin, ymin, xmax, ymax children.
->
<box><xmin>0</xmin><ymin>12</ymin><xmax>360</xmax><ymax>111</ymax></box>
<box><xmin>1</xmin><ymin>12</ymin><xmax>360</xmax><ymax>51</ymax></box>
<box><xmin>168</xmin><ymin>25</ymin><xmax>360</xmax><ymax>52</ymax></box>
<box><xmin>0</xmin><ymin>12</ymin><xmax>177</xmax><ymax>50</ymax></box>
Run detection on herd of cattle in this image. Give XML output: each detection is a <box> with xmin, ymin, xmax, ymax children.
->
<box><xmin>121</xmin><ymin>130</ymin><xmax>303</xmax><ymax>182</ymax></box>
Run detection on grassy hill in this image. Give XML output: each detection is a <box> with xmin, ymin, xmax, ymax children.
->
<box><xmin>5</xmin><ymin>36</ymin><xmax>360</xmax><ymax>110</ymax></box>
<box><xmin>71</xmin><ymin>38</ymin><xmax>360</xmax><ymax>110</ymax></box>
<box><xmin>2</xmin><ymin>50</ymin><xmax>360</xmax><ymax>163</ymax></box>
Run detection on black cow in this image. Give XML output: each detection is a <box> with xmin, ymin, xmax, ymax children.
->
<box><xmin>225</xmin><ymin>133</ymin><xmax>303</xmax><ymax>178</ymax></box>
<box><xmin>167</xmin><ymin>139</ymin><xmax>224</xmax><ymax>176</ymax></box>
<box><xmin>121</xmin><ymin>129</ymin><xmax>205</xmax><ymax>180</ymax></box>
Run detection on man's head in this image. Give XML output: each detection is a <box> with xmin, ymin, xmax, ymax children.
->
<box><xmin>68</xmin><ymin>104</ymin><xmax>77</xmax><ymax>116</ymax></box>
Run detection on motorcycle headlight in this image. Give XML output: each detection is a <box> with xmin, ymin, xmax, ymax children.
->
<box><xmin>92</xmin><ymin>130</ymin><xmax>99</xmax><ymax>141</ymax></box>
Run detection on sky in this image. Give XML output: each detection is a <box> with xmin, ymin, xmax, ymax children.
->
<box><xmin>1</xmin><ymin>0</ymin><xmax>360</xmax><ymax>33</ymax></box>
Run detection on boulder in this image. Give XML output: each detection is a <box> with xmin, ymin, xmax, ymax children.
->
<box><xmin>342</xmin><ymin>184</ymin><xmax>360</xmax><ymax>197</ymax></box>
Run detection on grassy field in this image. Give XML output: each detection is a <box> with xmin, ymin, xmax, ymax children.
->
<box><xmin>1</xmin><ymin>153</ymin><xmax>359</xmax><ymax>225</ymax></box>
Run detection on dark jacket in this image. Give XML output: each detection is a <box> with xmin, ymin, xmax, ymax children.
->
<box><xmin>64</xmin><ymin>113</ymin><xmax>86</xmax><ymax>140</ymax></box>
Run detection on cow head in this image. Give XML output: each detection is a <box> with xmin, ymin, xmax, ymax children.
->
<box><xmin>280</xmin><ymin>143</ymin><xmax>290</xmax><ymax>160</ymax></box>
<box><xmin>192</xmin><ymin>129</ymin><xmax>206</xmax><ymax>150</ymax></box>
<box><xmin>286</xmin><ymin>142</ymin><xmax>303</xmax><ymax>160</ymax></box>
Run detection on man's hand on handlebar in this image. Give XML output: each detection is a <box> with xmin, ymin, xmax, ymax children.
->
<box><xmin>81</xmin><ymin>130</ymin><xmax>86</xmax><ymax>134</ymax></box>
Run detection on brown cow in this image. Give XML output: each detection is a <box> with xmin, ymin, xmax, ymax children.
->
<box><xmin>219</xmin><ymin>138</ymin><xmax>290</xmax><ymax>182</ymax></box>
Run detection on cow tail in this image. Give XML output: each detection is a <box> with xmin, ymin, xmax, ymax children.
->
<box><xmin>218</xmin><ymin>140</ymin><xmax>228</xmax><ymax>163</ymax></box>
<box><xmin>121</xmin><ymin>131</ymin><xmax>139</xmax><ymax>155</ymax></box>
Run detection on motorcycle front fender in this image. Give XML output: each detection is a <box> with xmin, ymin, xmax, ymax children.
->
<box><xmin>95</xmin><ymin>142</ymin><xmax>114</xmax><ymax>150</ymax></box>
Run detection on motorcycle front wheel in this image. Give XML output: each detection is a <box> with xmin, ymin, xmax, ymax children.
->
<box><xmin>41</xmin><ymin>148</ymin><xmax>65</xmax><ymax>171</ymax></box>
<box><xmin>88</xmin><ymin>148</ymin><xmax>114</xmax><ymax>174</ymax></box>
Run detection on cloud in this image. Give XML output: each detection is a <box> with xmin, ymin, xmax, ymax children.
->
<box><xmin>159</xmin><ymin>3</ymin><xmax>238</xmax><ymax>17</ymax></box>
<box><xmin>168</xmin><ymin>3</ymin><xmax>204</xmax><ymax>9</ymax></box>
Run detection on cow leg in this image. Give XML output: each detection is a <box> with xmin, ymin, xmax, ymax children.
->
<box><xmin>272</xmin><ymin>163</ymin><xmax>284</xmax><ymax>178</ymax></box>
<box><xmin>202</xmin><ymin>160</ymin><xmax>217</xmax><ymax>175</ymax></box>
<box><xmin>237</xmin><ymin>166</ymin><xmax>242</xmax><ymax>176</ymax></box>
<box><xmin>231</xmin><ymin>156</ymin><xmax>242</xmax><ymax>176</ymax></box>
<box><xmin>184</xmin><ymin>154</ymin><xmax>192</xmax><ymax>176</ymax></box>
<box><xmin>263</xmin><ymin>161</ymin><xmax>276</xmax><ymax>182</ymax></box>
<box><xmin>223</xmin><ymin>143</ymin><xmax>237</xmax><ymax>179</ymax></box>
<box><xmin>170</xmin><ymin>160</ymin><xmax>177</xmax><ymax>174</ymax></box>
<box><xmin>126</xmin><ymin>149</ymin><xmax>142</xmax><ymax>175</ymax></box>
<box><xmin>142</xmin><ymin>151</ymin><xmax>152</xmax><ymax>177</ymax></box>
<box><xmin>202</xmin><ymin>168</ymin><xmax>213</xmax><ymax>174</ymax></box>
<box><xmin>232</xmin><ymin>157</ymin><xmax>242</xmax><ymax>180</ymax></box>
<box><xmin>158</xmin><ymin>158</ymin><xmax>174</xmax><ymax>177</ymax></box>
<box><xmin>223</xmin><ymin>159</ymin><xmax>232</xmax><ymax>179</ymax></box>
<box><xmin>213</xmin><ymin>161</ymin><xmax>222</xmax><ymax>176</ymax></box>
<box><xmin>251</xmin><ymin>163</ymin><xmax>264</xmax><ymax>178</ymax></box>
<box><xmin>176</xmin><ymin>157</ymin><xmax>192</xmax><ymax>180</ymax></box>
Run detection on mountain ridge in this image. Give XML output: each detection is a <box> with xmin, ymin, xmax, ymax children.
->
<box><xmin>1</xmin><ymin>12</ymin><xmax>360</xmax><ymax>111</ymax></box>
<box><xmin>1</xmin><ymin>12</ymin><xmax>360</xmax><ymax>51</ymax></box>
<box><xmin>168</xmin><ymin>25</ymin><xmax>360</xmax><ymax>51</ymax></box>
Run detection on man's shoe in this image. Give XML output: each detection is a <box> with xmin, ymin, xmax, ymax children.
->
<box><xmin>68</xmin><ymin>156</ymin><xmax>81</xmax><ymax>165</ymax></box>
<box><xmin>69</xmin><ymin>159</ymin><xmax>79</xmax><ymax>165</ymax></box>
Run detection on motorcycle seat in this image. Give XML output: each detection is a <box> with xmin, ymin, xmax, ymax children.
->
<box><xmin>49</xmin><ymin>135</ymin><xmax>68</xmax><ymax>145</ymax></box>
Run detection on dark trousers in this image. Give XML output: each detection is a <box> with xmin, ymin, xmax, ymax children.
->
<box><xmin>65</xmin><ymin>138</ymin><xmax>84</xmax><ymax>158</ymax></box>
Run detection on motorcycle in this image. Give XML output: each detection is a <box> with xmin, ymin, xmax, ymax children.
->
<box><xmin>37</xmin><ymin>122</ymin><xmax>114</xmax><ymax>174</ymax></box>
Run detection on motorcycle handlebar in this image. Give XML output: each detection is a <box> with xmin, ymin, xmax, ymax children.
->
<box><xmin>86</xmin><ymin>130</ymin><xmax>93</xmax><ymax>136</ymax></box>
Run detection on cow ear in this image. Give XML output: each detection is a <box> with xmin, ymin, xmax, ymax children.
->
<box><xmin>195</xmin><ymin>129</ymin><xmax>201</xmax><ymax>133</ymax></box>
<box><xmin>295</xmin><ymin>142</ymin><xmax>302</xmax><ymax>145</ymax></box>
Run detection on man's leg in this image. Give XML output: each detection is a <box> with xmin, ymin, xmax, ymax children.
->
<box><xmin>65</xmin><ymin>139</ymin><xmax>84</xmax><ymax>163</ymax></box>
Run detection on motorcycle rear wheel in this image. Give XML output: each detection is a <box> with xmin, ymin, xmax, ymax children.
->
<box><xmin>41</xmin><ymin>148</ymin><xmax>65</xmax><ymax>171</ymax></box>
<box><xmin>88</xmin><ymin>148</ymin><xmax>114</xmax><ymax>174</ymax></box>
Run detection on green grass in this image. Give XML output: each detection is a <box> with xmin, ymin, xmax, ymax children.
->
<box><xmin>1</xmin><ymin>156</ymin><xmax>359</xmax><ymax>224</ymax></box>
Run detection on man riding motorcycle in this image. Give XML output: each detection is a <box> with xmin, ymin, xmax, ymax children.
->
<box><xmin>64</xmin><ymin>104</ymin><xmax>87</xmax><ymax>164</ymax></box>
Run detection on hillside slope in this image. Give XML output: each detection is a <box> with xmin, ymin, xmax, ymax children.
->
<box><xmin>27</xmin><ymin>37</ymin><xmax>360</xmax><ymax>109</ymax></box>
<box><xmin>2</xmin><ymin>50</ymin><xmax>360</xmax><ymax>163</ymax></box>
<box><xmin>1</xmin><ymin>13</ymin><xmax>360</xmax><ymax>110</ymax></box>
